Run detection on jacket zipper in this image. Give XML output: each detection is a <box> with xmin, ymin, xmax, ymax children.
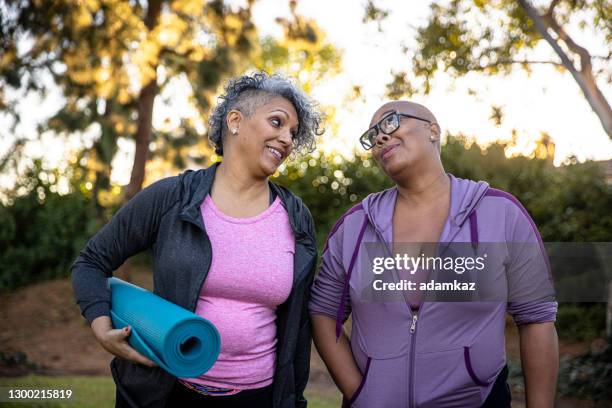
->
<box><xmin>409</xmin><ymin>311</ymin><xmax>418</xmax><ymax>408</ymax></box>
<box><xmin>409</xmin><ymin>314</ymin><xmax>418</xmax><ymax>333</ymax></box>
<box><xmin>371</xmin><ymin>224</ymin><xmax>422</xmax><ymax>408</ymax></box>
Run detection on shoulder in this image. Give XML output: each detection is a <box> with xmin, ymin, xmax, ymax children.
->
<box><xmin>126</xmin><ymin>175</ymin><xmax>182</xmax><ymax>208</ymax></box>
<box><xmin>270</xmin><ymin>182</ymin><xmax>315</xmax><ymax>237</ymax></box>
<box><xmin>330</xmin><ymin>202</ymin><xmax>366</xmax><ymax>235</ymax></box>
<box><xmin>480</xmin><ymin>187</ymin><xmax>541</xmax><ymax>239</ymax></box>
<box><xmin>323</xmin><ymin>202</ymin><xmax>367</xmax><ymax>252</ymax></box>
<box><xmin>481</xmin><ymin>188</ymin><xmax>532</xmax><ymax>220</ymax></box>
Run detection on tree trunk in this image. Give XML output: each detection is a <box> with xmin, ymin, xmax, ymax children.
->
<box><xmin>124</xmin><ymin>0</ymin><xmax>162</xmax><ymax>202</ymax></box>
<box><xmin>518</xmin><ymin>0</ymin><xmax>612</xmax><ymax>139</ymax></box>
<box><xmin>520</xmin><ymin>1</ymin><xmax>612</xmax><ymax>342</ymax></box>
<box><xmin>116</xmin><ymin>0</ymin><xmax>162</xmax><ymax>282</ymax></box>
<box><xmin>607</xmin><ymin>281</ymin><xmax>612</xmax><ymax>339</ymax></box>
<box><xmin>124</xmin><ymin>80</ymin><xmax>159</xmax><ymax>201</ymax></box>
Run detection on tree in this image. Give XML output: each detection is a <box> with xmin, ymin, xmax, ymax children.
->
<box><xmin>0</xmin><ymin>0</ymin><xmax>341</xmax><ymax>280</ymax></box>
<box><xmin>364</xmin><ymin>0</ymin><xmax>611</xmax><ymax>138</ymax></box>
<box><xmin>1</xmin><ymin>0</ymin><xmax>259</xmax><ymax>210</ymax></box>
<box><xmin>1</xmin><ymin>0</ymin><xmax>341</xmax><ymax>203</ymax></box>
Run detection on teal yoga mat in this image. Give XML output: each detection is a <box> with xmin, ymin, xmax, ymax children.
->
<box><xmin>108</xmin><ymin>277</ymin><xmax>220</xmax><ymax>378</ymax></box>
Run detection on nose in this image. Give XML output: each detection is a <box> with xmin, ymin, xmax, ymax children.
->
<box><xmin>375</xmin><ymin>131</ymin><xmax>390</xmax><ymax>147</ymax></box>
<box><xmin>278</xmin><ymin>129</ymin><xmax>293</xmax><ymax>146</ymax></box>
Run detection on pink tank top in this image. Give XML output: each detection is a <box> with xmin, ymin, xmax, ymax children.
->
<box><xmin>180</xmin><ymin>195</ymin><xmax>295</xmax><ymax>389</ymax></box>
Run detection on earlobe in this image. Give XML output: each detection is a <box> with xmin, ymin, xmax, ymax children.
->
<box><xmin>226</xmin><ymin>110</ymin><xmax>242</xmax><ymax>135</ymax></box>
<box><xmin>429</xmin><ymin>122</ymin><xmax>441</xmax><ymax>142</ymax></box>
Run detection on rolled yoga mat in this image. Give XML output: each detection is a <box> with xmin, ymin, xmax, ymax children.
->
<box><xmin>108</xmin><ymin>277</ymin><xmax>220</xmax><ymax>378</ymax></box>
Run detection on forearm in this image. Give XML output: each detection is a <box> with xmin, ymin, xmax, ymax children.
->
<box><xmin>519</xmin><ymin>322</ymin><xmax>559</xmax><ymax>408</ymax></box>
<box><xmin>311</xmin><ymin>314</ymin><xmax>362</xmax><ymax>399</ymax></box>
<box><xmin>71</xmin><ymin>261</ymin><xmax>112</xmax><ymax>323</ymax></box>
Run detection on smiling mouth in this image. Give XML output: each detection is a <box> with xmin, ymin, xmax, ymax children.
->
<box><xmin>266</xmin><ymin>146</ymin><xmax>283</xmax><ymax>162</ymax></box>
<box><xmin>381</xmin><ymin>144</ymin><xmax>400</xmax><ymax>160</ymax></box>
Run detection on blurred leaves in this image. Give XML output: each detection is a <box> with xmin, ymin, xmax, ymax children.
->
<box><xmin>0</xmin><ymin>0</ymin><xmax>342</xmax><ymax>209</ymax></box>
<box><xmin>1</xmin><ymin>136</ymin><xmax>611</xmax><ymax>299</ymax></box>
<box><xmin>377</xmin><ymin>0</ymin><xmax>611</xmax><ymax>138</ymax></box>
<box><xmin>0</xmin><ymin>159</ymin><xmax>97</xmax><ymax>290</ymax></box>
<box><xmin>275</xmin><ymin>135</ymin><xmax>611</xmax><ymax>249</ymax></box>
<box><xmin>363</xmin><ymin>0</ymin><xmax>389</xmax><ymax>31</ymax></box>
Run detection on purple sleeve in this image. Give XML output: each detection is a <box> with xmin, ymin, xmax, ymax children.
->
<box><xmin>507</xmin><ymin>301</ymin><xmax>557</xmax><ymax>325</ymax></box>
<box><xmin>309</xmin><ymin>222</ymin><xmax>351</xmax><ymax>322</ymax></box>
<box><xmin>504</xmin><ymin>196</ymin><xmax>557</xmax><ymax>325</ymax></box>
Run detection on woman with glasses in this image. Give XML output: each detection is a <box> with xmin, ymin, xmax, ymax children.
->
<box><xmin>309</xmin><ymin>101</ymin><xmax>558</xmax><ymax>407</ymax></box>
<box><xmin>71</xmin><ymin>72</ymin><xmax>321</xmax><ymax>408</ymax></box>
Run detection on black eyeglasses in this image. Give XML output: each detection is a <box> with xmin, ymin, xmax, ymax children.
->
<box><xmin>359</xmin><ymin>111</ymin><xmax>432</xmax><ymax>150</ymax></box>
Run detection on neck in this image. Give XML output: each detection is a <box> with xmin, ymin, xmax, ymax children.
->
<box><xmin>213</xmin><ymin>158</ymin><xmax>269</xmax><ymax>200</ymax></box>
<box><xmin>395</xmin><ymin>160</ymin><xmax>449</xmax><ymax>207</ymax></box>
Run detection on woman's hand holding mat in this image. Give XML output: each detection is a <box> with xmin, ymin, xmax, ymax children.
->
<box><xmin>91</xmin><ymin>316</ymin><xmax>158</xmax><ymax>367</ymax></box>
<box><xmin>106</xmin><ymin>278</ymin><xmax>221</xmax><ymax>378</ymax></box>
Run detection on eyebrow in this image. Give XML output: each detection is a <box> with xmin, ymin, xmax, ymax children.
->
<box><xmin>270</xmin><ymin>109</ymin><xmax>299</xmax><ymax>130</ymax></box>
<box><xmin>370</xmin><ymin>109</ymin><xmax>396</xmax><ymax>126</ymax></box>
<box><xmin>270</xmin><ymin>108</ymin><xmax>289</xmax><ymax>117</ymax></box>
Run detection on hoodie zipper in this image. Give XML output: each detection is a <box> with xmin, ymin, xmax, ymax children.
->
<box><xmin>409</xmin><ymin>311</ymin><xmax>418</xmax><ymax>408</ymax></box>
<box><xmin>410</xmin><ymin>314</ymin><xmax>418</xmax><ymax>333</ymax></box>
<box><xmin>370</xmin><ymin>223</ymin><xmax>421</xmax><ymax>408</ymax></box>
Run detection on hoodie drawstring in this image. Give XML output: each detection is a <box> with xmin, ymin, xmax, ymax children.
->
<box><xmin>335</xmin><ymin>209</ymin><xmax>480</xmax><ymax>340</ymax></box>
<box><xmin>469</xmin><ymin>211</ymin><xmax>479</xmax><ymax>251</ymax></box>
<box><xmin>336</xmin><ymin>215</ymin><xmax>369</xmax><ymax>340</ymax></box>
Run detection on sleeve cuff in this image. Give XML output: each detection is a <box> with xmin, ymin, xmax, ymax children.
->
<box><xmin>510</xmin><ymin>301</ymin><xmax>558</xmax><ymax>326</ymax></box>
<box><xmin>82</xmin><ymin>301</ymin><xmax>111</xmax><ymax>325</ymax></box>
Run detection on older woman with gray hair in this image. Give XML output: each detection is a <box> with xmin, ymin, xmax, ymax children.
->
<box><xmin>71</xmin><ymin>72</ymin><xmax>323</xmax><ymax>408</ymax></box>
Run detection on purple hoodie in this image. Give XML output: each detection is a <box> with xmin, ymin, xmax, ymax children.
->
<box><xmin>309</xmin><ymin>174</ymin><xmax>557</xmax><ymax>408</ymax></box>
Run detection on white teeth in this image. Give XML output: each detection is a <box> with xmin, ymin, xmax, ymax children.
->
<box><xmin>267</xmin><ymin>147</ymin><xmax>282</xmax><ymax>160</ymax></box>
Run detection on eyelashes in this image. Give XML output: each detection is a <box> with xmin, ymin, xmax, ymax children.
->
<box><xmin>270</xmin><ymin>116</ymin><xmax>298</xmax><ymax>139</ymax></box>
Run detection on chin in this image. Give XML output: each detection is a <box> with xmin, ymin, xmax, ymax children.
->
<box><xmin>259</xmin><ymin>160</ymin><xmax>280</xmax><ymax>177</ymax></box>
<box><xmin>383</xmin><ymin>157</ymin><xmax>415</xmax><ymax>179</ymax></box>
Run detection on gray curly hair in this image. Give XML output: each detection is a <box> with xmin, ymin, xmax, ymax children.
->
<box><xmin>208</xmin><ymin>72</ymin><xmax>323</xmax><ymax>156</ymax></box>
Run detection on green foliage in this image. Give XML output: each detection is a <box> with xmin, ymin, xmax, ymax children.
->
<box><xmin>276</xmin><ymin>135</ymin><xmax>612</xmax><ymax>250</ymax></box>
<box><xmin>0</xmin><ymin>0</ymin><xmax>342</xmax><ymax>210</ymax></box>
<box><xmin>0</xmin><ymin>161</ymin><xmax>97</xmax><ymax>291</ymax></box>
<box><xmin>275</xmin><ymin>153</ymin><xmax>393</xmax><ymax>248</ymax></box>
<box><xmin>376</xmin><ymin>0</ymin><xmax>612</xmax><ymax>142</ymax></box>
<box><xmin>441</xmin><ymin>135</ymin><xmax>612</xmax><ymax>242</ymax></box>
<box><xmin>558</xmin><ymin>343</ymin><xmax>612</xmax><ymax>402</ymax></box>
<box><xmin>3</xmin><ymin>136</ymin><xmax>611</xmax><ymax>309</ymax></box>
<box><xmin>556</xmin><ymin>304</ymin><xmax>607</xmax><ymax>341</ymax></box>
<box><xmin>407</xmin><ymin>0</ymin><xmax>609</xmax><ymax>87</ymax></box>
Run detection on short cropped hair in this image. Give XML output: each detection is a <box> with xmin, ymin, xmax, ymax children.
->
<box><xmin>208</xmin><ymin>72</ymin><xmax>324</xmax><ymax>155</ymax></box>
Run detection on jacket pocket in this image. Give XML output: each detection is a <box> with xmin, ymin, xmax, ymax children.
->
<box><xmin>111</xmin><ymin>357</ymin><xmax>176</xmax><ymax>408</ymax></box>
<box><xmin>463</xmin><ymin>329</ymin><xmax>506</xmax><ymax>387</ymax></box>
<box><xmin>415</xmin><ymin>347</ymin><xmax>484</xmax><ymax>407</ymax></box>
<box><xmin>349</xmin><ymin>354</ymin><xmax>409</xmax><ymax>408</ymax></box>
<box><xmin>415</xmin><ymin>341</ymin><xmax>505</xmax><ymax>407</ymax></box>
<box><xmin>348</xmin><ymin>357</ymin><xmax>371</xmax><ymax>406</ymax></box>
<box><xmin>464</xmin><ymin>346</ymin><xmax>490</xmax><ymax>387</ymax></box>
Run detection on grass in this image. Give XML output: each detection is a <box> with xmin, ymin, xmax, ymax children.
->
<box><xmin>0</xmin><ymin>375</ymin><xmax>339</xmax><ymax>407</ymax></box>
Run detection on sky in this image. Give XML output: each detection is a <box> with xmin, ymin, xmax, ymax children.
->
<box><xmin>261</xmin><ymin>0</ymin><xmax>612</xmax><ymax>164</ymax></box>
<box><xmin>1</xmin><ymin>0</ymin><xmax>611</xmax><ymax>188</ymax></box>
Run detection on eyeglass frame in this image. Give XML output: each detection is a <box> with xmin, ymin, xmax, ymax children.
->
<box><xmin>359</xmin><ymin>111</ymin><xmax>433</xmax><ymax>150</ymax></box>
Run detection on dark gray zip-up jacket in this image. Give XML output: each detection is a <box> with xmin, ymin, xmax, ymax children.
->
<box><xmin>71</xmin><ymin>163</ymin><xmax>318</xmax><ymax>408</ymax></box>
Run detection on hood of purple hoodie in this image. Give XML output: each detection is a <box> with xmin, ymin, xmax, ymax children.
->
<box><xmin>361</xmin><ymin>174</ymin><xmax>490</xmax><ymax>243</ymax></box>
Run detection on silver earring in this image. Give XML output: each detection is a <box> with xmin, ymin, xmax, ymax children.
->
<box><xmin>231</xmin><ymin>128</ymin><xmax>238</xmax><ymax>135</ymax></box>
<box><xmin>430</xmin><ymin>135</ymin><xmax>436</xmax><ymax>142</ymax></box>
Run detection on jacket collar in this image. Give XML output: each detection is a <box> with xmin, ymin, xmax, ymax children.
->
<box><xmin>178</xmin><ymin>162</ymin><xmax>310</xmax><ymax>238</ymax></box>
